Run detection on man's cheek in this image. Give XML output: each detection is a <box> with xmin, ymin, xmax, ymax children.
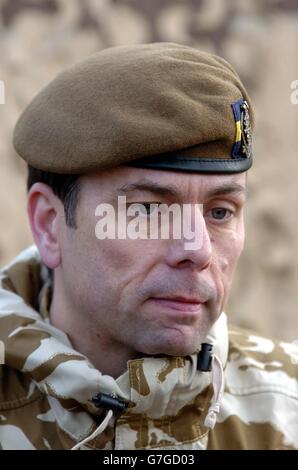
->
<box><xmin>211</xmin><ymin>236</ymin><xmax>243</xmax><ymax>300</ymax></box>
<box><xmin>221</xmin><ymin>239</ymin><xmax>244</xmax><ymax>301</ymax></box>
<box><xmin>221</xmin><ymin>230</ymin><xmax>244</xmax><ymax>268</ymax></box>
<box><xmin>102</xmin><ymin>241</ymin><xmax>138</xmax><ymax>270</ymax></box>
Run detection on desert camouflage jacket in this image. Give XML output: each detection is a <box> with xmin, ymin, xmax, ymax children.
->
<box><xmin>0</xmin><ymin>246</ymin><xmax>297</xmax><ymax>450</ymax></box>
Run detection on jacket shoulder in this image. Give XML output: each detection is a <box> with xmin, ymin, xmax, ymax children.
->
<box><xmin>0</xmin><ymin>364</ymin><xmax>41</xmax><ymax>409</ymax></box>
<box><xmin>227</xmin><ymin>324</ymin><xmax>298</xmax><ymax>389</ymax></box>
<box><xmin>207</xmin><ymin>324</ymin><xmax>298</xmax><ymax>450</ymax></box>
<box><xmin>0</xmin><ymin>365</ymin><xmax>66</xmax><ymax>450</ymax></box>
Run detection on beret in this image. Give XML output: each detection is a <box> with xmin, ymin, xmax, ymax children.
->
<box><xmin>13</xmin><ymin>42</ymin><xmax>254</xmax><ymax>174</ymax></box>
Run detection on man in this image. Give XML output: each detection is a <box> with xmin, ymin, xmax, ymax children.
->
<box><xmin>0</xmin><ymin>43</ymin><xmax>297</xmax><ymax>450</ymax></box>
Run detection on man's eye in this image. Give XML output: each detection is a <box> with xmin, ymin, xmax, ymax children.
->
<box><xmin>139</xmin><ymin>203</ymin><xmax>158</xmax><ymax>215</ymax></box>
<box><xmin>207</xmin><ymin>208</ymin><xmax>233</xmax><ymax>221</ymax></box>
<box><xmin>128</xmin><ymin>203</ymin><xmax>160</xmax><ymax>216</ymax></box>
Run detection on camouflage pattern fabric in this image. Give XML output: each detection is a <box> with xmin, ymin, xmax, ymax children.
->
<box><xmin>0</xmin><ymin>246</ymin><xmax>297</xmax><ymax>450</ymax></box>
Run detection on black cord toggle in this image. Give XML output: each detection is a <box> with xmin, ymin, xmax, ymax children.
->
<box><xmin>197</xmin><ymin>343</ymin><xmax>213</xmax><ymax>371</ymax></box>
<box><xmin>92</xmin><ymin>392</ymin><xmax>128</xmax><ymax>413</ymax></box>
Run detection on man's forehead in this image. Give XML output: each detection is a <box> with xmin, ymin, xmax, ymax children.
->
<box><xmin>85</xmin><ymin>166</ymin><xmax>247</xmax><ymax>200</ymax></box>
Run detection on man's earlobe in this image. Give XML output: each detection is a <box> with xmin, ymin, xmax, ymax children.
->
<box><xmin>27</xmin><ymin>183</ymin><xmax>61</xmax><ymax>269</ymax></box>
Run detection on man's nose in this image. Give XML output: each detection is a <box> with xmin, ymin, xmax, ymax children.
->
<box><xmin>165</xmin><ymin>205</ymin><xmax>212</xmax><ymax>270</ymax></box>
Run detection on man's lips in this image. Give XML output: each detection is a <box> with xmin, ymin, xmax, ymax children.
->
<box><xmin>149</xmin><ymin>296</ymin><xmax>205</xmax><ymax>313</ymax></box>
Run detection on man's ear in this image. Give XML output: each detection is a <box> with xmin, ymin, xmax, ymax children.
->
<box><xmin>27</xmin><ymin>183</ymin><xmax>62</xmax><ymax>269</ymax></box>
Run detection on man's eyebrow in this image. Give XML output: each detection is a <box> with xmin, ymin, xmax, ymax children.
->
<box><xmin>114</xmin><ymin>179</ymin><xmax>247</xmax><ymax>200</ymax></box>
<box><xmin>116</xmin><ymin>179</ymin><xmax>180</xmax><ymax>198</ymax></box>
<box><xmin>204</xmin><ymin>182</ymin><xmax>247</xmax><ymax>199</ymax></box>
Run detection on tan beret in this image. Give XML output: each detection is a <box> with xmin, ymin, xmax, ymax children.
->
<box><xmin>13</xmin><ymin>42</ymin><xmax>254</xmax><ymax>174</ymax></box>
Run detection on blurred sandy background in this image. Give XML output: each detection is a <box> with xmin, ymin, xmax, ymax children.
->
<box><xmin>0</xmin><ymin>0</ymin><xmax>297</xmax><ymax>341</ymax></box>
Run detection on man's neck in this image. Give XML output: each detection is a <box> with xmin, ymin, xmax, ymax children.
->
<box><xmin>48</xmin><ymin>283</ymin><xmax>137</xmax><ymax>379</ymax></box>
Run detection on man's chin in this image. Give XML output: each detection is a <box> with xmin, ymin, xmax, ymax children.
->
<box><xmin>138</xmin><ymin>339</ymin><xmax>199</xmax><ymax>358</ymax></box>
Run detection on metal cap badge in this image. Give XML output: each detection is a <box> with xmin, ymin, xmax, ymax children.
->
<box><xmin>231</xmin><ymin>99</ymin><xmax>253</xmax><ymax>160</ymax></box>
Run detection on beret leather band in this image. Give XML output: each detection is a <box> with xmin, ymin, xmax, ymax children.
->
<box><xmin>126</xmin><ymin>154</ymin><xmax>252</xmax><ymax>174</ymax></box>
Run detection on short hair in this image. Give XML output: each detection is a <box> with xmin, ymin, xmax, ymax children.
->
<box><xmin>27</xmin><ymin>165</ymin><xmax>80</xmax><ymax>228</ymax></box>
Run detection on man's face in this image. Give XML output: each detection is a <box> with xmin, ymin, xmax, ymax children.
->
<box><xmin>59</xmin><ymin>166</ymin><xmax>246</xmax><ymax>357</ymax></box>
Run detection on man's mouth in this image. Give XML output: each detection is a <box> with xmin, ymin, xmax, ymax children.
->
<box><xmin>149</xmin><ymin>296</ymin><xmax>205</xmax><ymax>313</ymax></box>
